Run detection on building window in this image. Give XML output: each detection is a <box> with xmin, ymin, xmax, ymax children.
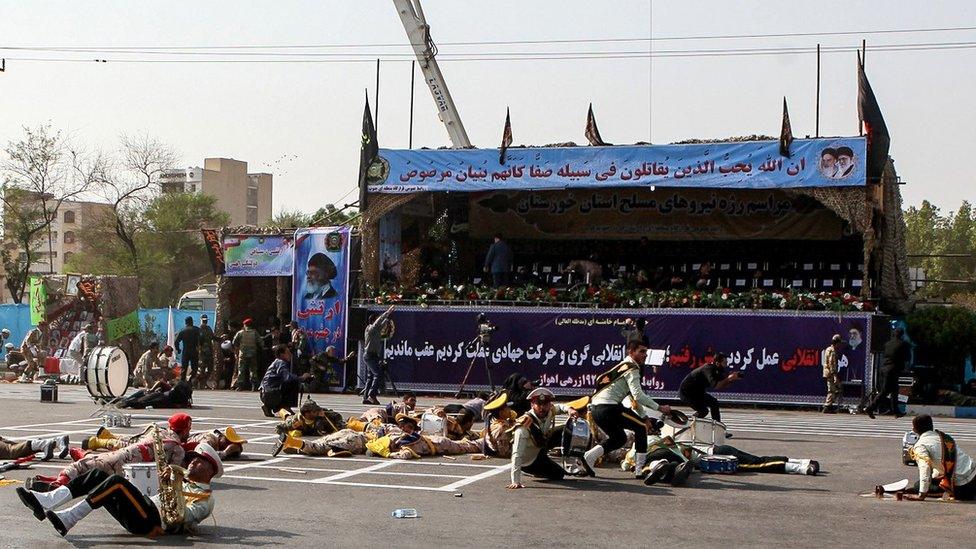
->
<box><xmin>63</xmin><ymin>210</ymin><xmax>76</xmax><ymax>224</ymax></box>
<box><xmin>64</xmin><ymin>231</ymin><xmax>76</xmax><ymax>244</ymax></box>
<box><xmin>246</xmin><ymin>209</ymin><xmax>258</xmax><ymax>225</ymax></box>
<box><xmin>64</xmin><ymin>251</ymin><xmax>73</xmax><ymax>263</ymax></box>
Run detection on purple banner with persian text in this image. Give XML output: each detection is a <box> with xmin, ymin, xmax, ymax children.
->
<box><xmin>364</xmin><ymin>305</ymin><xmax>873</xmax><ymax>405</ymax></box>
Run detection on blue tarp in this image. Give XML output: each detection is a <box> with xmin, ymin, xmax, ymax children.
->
<box><xmin>368</xmin><ymin>137</ymin><xmax>867</xmax><ymax>193</ymax></box>
<box><xmin>0</xmin><ymin>305</ymin><xmax>214</xmax><ymax>362</ymax></box>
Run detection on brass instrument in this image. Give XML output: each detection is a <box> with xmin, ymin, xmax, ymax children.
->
<box><xmin>151</xmin><ymin>424</ymin><xmax>186</xmax><ymax>529</ymax></box>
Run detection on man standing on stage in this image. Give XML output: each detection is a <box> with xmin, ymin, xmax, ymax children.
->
<box><xmin>583</xmin><ymin>339</ymin><xmax>672</xmax><ymax>479</ymax></box>
<box><xmin>483</xmin><ymin>234</ymin><xmax>513</xmax><ymax>287</ymax></box>
<box><xmin>362</xmin><ymin>305</ymin><xmax>395</xmax><ymax>405</ymax></box>
<box><xmin>678</xmin><ymin>353</ymin><xmax>740</xmax><ymax>424</ymax></box>
<box><xmin>174</xmin><ymin>317</ymin><xmax>200</xmax><ymax>384</ymax></box>
<box><xmin>821</xmin><ymin>334</ymin><xmax>844</xmax><ymax>413</ymax></box>
<box><xmin>17</xmin><ymin>443</ymin><xmax>223</xmax><ymax>537</ymax></box>
<box><xmin>864</xmin><ymin>327</ymin><xmax>910</xmax><ymax>419</ymax></box>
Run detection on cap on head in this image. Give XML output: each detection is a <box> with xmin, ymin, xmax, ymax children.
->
<box><xmin>190</xmin><ymin>442</ymin><xmax>223</xmax><ymax>479</ymax></box>
<box><xmin>484</xmin><ymin>392</ymin><xmax>508</xmax><ymax>412</ymax></box>
<box><xmin>201</xmin><ymin>314</ymin><xmax>209</xmax><ymax>321</ymax></box>
<box><xmin>300</xmin><ymin>399</ymin><xmax>323</xmax><ymax>415</ymax></box>
<box><xmin>223</xmin><ymin>426</ymin><xmax>247</xmax><ymax>444</ymax></box>
<box><xmin>395</xmin><ymin>413</ymin><xmax>419</xmax><ymax>428</ymax></box>
<box><xmin>243</xmin><ymin>318</ymin><xmax>253</xmax><ymax>327</ymax></box>
<box><xmin>168</xmin><ymin>412</ymin><xmax>192</xmax><ymax>433</ymax></box>
<box><xmin>831</xmin><ymin>334</ymin><xmax>843</xmax><ymax>344</ymax></box>
<box><xmin>526</xmin><ymin>387</ymin><xmax>555</xmax><ymax>403</ymax></box>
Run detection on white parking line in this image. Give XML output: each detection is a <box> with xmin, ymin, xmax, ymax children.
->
<box><xmin>314</xmin><ymin>460</ymin><xmax>397</xmax><ymax>482</ymax></box>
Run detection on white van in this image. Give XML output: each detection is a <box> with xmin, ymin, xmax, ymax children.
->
<box><xmin>177</xmin><ymin>284</ymin><xmax>217</xmax><ymax>311</ymax></box>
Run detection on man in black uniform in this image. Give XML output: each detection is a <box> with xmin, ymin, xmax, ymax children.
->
<box><xmin>678</xmin><ymin>353</ymin><xmax>740</xmax><ymax>423</ymax></box>
<box><xmin>864</xmin><ymin>327</ymin><xmax>910</xmax><ymax>419</ymax></box>
<box><xmin>174</xmin><ymin>317</ymin><xmax>201</xmax><ymax>384</ymax></box>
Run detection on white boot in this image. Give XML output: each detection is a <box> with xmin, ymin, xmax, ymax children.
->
<box><xmin>583</xmin><ymin>445</ymin><xmax>604</xmax><ymax>471</ymax></box>
<box><xmin>784</xmin><ymin>458</ymin><xmax>814</xmax><ymax>475</ymax></box>
<box><xmin>47</xmin><ymin>499</ymin><xmax>92</xmax><ymax>536</ymax></box>
<box><xmin>633</xmin><ymin>452</ymin><xmax>648</xmax><ymax>478</ymax></box>
<box><xmin>17</xmin><ymin>486</ymin><xmax>73</xmax><ymax>520</ymax></box>
<box><xmin>31</xmin><ymin>438</ymin><xmax>57</xmax><ymax>461</ymax></box>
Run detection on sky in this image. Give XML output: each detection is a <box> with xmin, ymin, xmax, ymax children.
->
<box><xmin>1</xmin><ymin>1</ymin><xmax>974</xmax><ymax>215</ymax></box>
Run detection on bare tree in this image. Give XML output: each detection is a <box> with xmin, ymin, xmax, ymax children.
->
<box><xmin>94</xmin><ymin>133</ymin><xmax>178</xmax><ymax>273</ymax></box>
<box><xmin>0</xmin><ymin>125</ymin><xmax>97</xmax><ymax>303</ymax></box>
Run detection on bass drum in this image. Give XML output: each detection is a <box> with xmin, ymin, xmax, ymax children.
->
<box><xmin>83</xmin><ymin>346</ymin><xmax>130</xmax><ymax>403</ymax></box>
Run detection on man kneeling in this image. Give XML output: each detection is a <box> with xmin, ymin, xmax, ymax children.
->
<box><xmin>17</xmin><ymin>443</ymin><xmax>222</xmax><ymax>538</ymax></box>
<box><xmin>508</xmin><ymin>388</ymin><xmax>579</xmax><ymax>489</ymax></box>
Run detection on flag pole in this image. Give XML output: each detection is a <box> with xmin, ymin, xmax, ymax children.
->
<box><xmin>409</xmin><ymin>60</ymin><xmax>416</xmax><ymax>149</ymax></box>
<box><xmin>815</xmin><ymin>43</ymin><xmax>821</xmax><ymax>138</ymax></box>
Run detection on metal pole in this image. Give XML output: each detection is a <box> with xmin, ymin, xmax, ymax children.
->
<box><xmin>862</xmin><ymin>39</ymin><xmax>866</xmax><ymax>69</ymax></box>
<box><xmin>648</xmin><ymin>0</ymin><xmax>653</xmax><ymax>143</ymax></box>
<box><xmin>374</xmin><ymin>58</ymin><xmax>381</xmax><ymax>133</ymax></box>
<box><xmin>409</xmin><ymin>60</ymin><xmax>416</xmax><ymax>149</ymax></box>
<box><xmin>815</xmin><ymin>43</ymin><xmax>821</xmax><ymax>138</ymax></box>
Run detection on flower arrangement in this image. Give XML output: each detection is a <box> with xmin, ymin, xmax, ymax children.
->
<box><xmin>366</xmin><ymin>283</ymin><xmax>874</xmax><ymax>312</ymax></box>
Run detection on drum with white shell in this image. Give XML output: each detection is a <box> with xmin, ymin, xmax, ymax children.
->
<box><xmin>83</xmin><ymin>346</ymin><xmax>130</xmax><ymax>403</ymax></box>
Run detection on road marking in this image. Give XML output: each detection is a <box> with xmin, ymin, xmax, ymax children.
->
<box><xmin>313</xmin><ymin>460</ymin><xmax>397</xmax><ymax>482</ymax></box>
<box><xmin>439</xmin><ymin>464</ymin><xmax>510</xmax><ymax>491</ymax></box>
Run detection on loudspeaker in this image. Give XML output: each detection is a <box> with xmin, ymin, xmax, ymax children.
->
<box><xmin>348</xmin><ymin>306</ymin><xmax>369</xmax><ymax>339</ymax></box>
<box><xmin>870</xmin><ymin>314</ymin><xmax>891</xmax><ymax>352</ymax></box>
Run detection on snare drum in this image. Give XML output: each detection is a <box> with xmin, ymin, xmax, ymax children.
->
<box><xmin>123</xmin><ymin>462</ymin><xmax>159</xmax><ymax>497</ymax></box>
<box><xmin>561</xmin><ymin>417</ymin><xmax>591</xmax><ymax>458</ymax></box>
<box><xmin>83</xmin><ymin>346</ymin><xmax>130</xmax><ymax>403</ymax></box>
<box><xmin>699</xmin><ymin>455</ymin><xmax>739</xmax><ymax>474</ymax></box>
<box><xmin>662</xmin><ymin>417</ymin><xmax>727</xmax><ymax>447</ymax></box>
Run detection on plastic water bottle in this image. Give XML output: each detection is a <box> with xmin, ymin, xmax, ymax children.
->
<box><xmin>391</xmin><ymin>508</ymin><xmax>419</xmax><ymax>519</ymax></box>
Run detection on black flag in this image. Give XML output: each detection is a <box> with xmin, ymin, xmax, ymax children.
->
<box><xmin>779</xmin><ymin>97</ymin><xmax>794</xmax><ymax>157</ymax></box>
<box><xmin>499</xmin><ymin>108</ymin><xmax>513</xmax><ymax>164</ymax></box>
<box><xmin>357</xmin><ymin>90</ymin><xmax>378</xmax><ymax>210</ymax></box>
<box><xmin>585</xmin><ymin>103</ymin><xmax>608</xmax><ymax>146</ymax></box>
<box><xmin>857</xmin><ymin>53</ymin><xmax>890</xmax><ymax>182</ymax></box>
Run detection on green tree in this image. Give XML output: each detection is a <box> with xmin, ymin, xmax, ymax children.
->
<box><xmin>903</xmin><ymin>200</ymin><xmax>976</xmax><ymax>298</ymax></box>
<box><xmin>69</xmin><ymin>192</ymin><xmax>228</xmax><ymax>306</ymax></box>
<box><xmin>310</xmin><ymin>204</ymin><xmax>359</xmax><ymax>227</ymax></box>
<box><xmin>0</xmin><ymin>125</ymin><xmax>97</xmax><ymax>302</ymax></box>
<box><xmin>265</xmin><ymin>208</ymin><xmax>311</xmax><ymax>229</ymax></box>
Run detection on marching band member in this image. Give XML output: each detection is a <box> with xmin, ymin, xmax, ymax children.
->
<box><xmin>507</xmin><ymin>388</ymin><xmax>579</xmax><ymax>489</ymax></box>
<box><xmin>0</xmin><ymin>433</ymin><xmax>69</xmax><ymax>461</ymax></box>
<box><xmin>582</xmin><ymin>339</ymin><xmax>672</xmax><ymax>479</ymax></box>
<box><xmin>17</xmin><ymin>443</ymin><xmax>222</xmax><ymax>538</ymax></box>
<box><xmin>275</xmin><ymin>399</ymin><xmax>344</xmax><ymax>439</ymax></box>
<box><xmin>32</xmin><ymin>413</ymin><xmax>191</xmax><ymax>489</ymax></box>
<box><xmin>878</xmin><ymin>414</ymin><xmax>976</xmax><ymax>501</ymax></box>
<box><xmin>386</xmin><ymin>414</ymin><xmax>481</xmax><ymax>459</ymax></box>
<box><xmin>480</xmin><ymin>392</ymin><xmax>517</xmax><ymax>458</ymax></box>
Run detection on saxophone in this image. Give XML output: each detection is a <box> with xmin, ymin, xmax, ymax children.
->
<box><xmin>152</xmin><ymin>424</ymin><xmax>186</xmax><ymax>529</ymax></box>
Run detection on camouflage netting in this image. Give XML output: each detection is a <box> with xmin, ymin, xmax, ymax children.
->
<box><xmin>360</xmin><ymin>157</ymin><xmax>912</xmax><ymax>313</ymax></box>
<box><xmin>360</xmin><ymin>193</ymin><xmax>426</xmax><ymax>290</ymax></box>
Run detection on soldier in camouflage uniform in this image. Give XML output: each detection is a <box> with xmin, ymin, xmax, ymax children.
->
<box><xmin>232</xmin><ymin>318</ymin><xmax>263</xmax><ymax>391</ymax></box>
<box><xmin>274</xmin><ymin>399</ymin><xmax>344</xmax><ymax>439</ymax></box>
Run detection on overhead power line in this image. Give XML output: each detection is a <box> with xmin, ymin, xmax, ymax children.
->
<box><xmin>3</xmin><ymin>24</ymin><xmax>975</xmax><ymax>51</ymax></box>
<box><xmin>3</xmin><ymin>40</ymin><xmax>976</xmax><ymax>64</ymax></box>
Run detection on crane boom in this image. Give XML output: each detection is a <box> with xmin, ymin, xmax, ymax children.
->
<box><xmin>393</xmin><ymin>0</ymin><xmax>472</xmax><ymax>148</ymax></box>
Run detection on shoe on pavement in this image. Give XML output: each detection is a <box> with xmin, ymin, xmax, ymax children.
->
<box><xmin>866</xmin><ymin>408</ymin><xmax>876</xmax><ymax>419</ymax></box>
<box><xmin>807</xmin><ymin>460</ymin><xmax>820</xmax><ymax>475</ymax></box>
<box><xmin>642</xmin><ymin>461</ymin><xmax>670</xmax><ymax>486</ymax></box>
<box><xmin>670</xmin><ymin>461</ymin><xmax>692</xmax><ymax>486</ymax></box>
<box><xmin>270</xmin><ymin>439</ymin><xmax>284</xmax><ymax>457</ymax></box>
<box><xmin>261</xmin><ymin>405</ymin><xmax>273</xmax><ymax>418</ymax></box>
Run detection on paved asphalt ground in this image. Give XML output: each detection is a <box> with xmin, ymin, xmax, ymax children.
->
<box><xmin>1</xmin><ymin>384</ymin><xmax>974</xmax><ymax>548</ymax></box>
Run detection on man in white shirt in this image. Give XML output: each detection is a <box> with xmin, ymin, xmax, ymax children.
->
<box><xmin>583</xmin><ymin>339</ymin><xmax>672</xmax><ymax>479</ymax></box>
<box><xmin>507</xmin><ymin>388</ymin><xmax>579</xmax><ymax>489</ymax></box>
<box><xmin>902</xmin><ymin>414</ymin><xmax>976</xmax><ymax>501</ymax></box>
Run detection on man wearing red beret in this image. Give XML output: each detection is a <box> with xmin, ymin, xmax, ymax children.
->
<box><xmin>27</xmin><ymin>413</ymin><xmax>191</xmax><ymax>490</ymax></box>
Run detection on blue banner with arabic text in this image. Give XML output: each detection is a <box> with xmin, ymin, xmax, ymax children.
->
<box><xmin>365</xmin><ymin>306</ymin><xmax>872</xmax><ymax>405</ymax></box>
<box><xmin>366</xmin><ymin>138</ymin><xmax>866</xmax><ymax>193</ymax></box>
